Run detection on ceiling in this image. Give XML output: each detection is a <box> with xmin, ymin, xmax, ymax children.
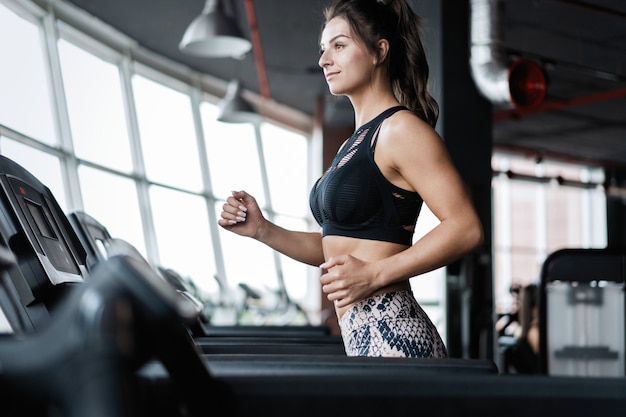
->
<box><xmin>60</xmin><ymin>0</ymin><xmax>626</xmax><ymax>170</ymax></box>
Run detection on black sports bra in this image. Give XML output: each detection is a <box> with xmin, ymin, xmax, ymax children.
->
<box><xmin>309</xmin><ymin>106</ymin><xmax>423</xmax><ymax>246</ymax></box>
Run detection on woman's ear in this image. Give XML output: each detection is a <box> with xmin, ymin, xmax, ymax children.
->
<box><xmin>374</xmin><ymin>38</ymin><xmax>390</xmax><ymax>65</ymax></box>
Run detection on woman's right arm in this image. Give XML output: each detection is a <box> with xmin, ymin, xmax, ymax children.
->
<box><xmin>218</xmin><ymin>190</ymin><xmax>325</xmax><ymax>266</ymax></box>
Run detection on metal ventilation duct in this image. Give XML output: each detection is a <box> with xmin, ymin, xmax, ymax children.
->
<box><xmin>470</xmin><ymin>0</ymin><xmax>546</xmax><ymax>110</ymax></box>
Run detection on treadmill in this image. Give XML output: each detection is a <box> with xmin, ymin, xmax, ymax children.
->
<box><xmin>0</xmin><ymin>155</ymin><xmax>89</xmax><ymax>333</ymax></box>
<box><xmin>68</xmin><ymin>209</ymin><xmax>346</xmax><ymax>354</ymax></box>
<box><xmin>2</xmin><ymin>246</ymin><xmax>624</xmax><ymax>417</ymax></box>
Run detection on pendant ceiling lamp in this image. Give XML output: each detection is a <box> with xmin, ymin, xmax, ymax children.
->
<box><xmin>217</xmin><ymin>79</ymin><xmax>261</xmax><ymax>124</ymax></box>
<box><xmin>179</xmin><ymin>0</ymin><xmax>252</xmax><ymax>58</ymax></box>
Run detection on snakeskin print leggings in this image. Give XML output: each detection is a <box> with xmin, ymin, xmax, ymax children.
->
<box><xmin>338</xmin><ymin>290</ymin><xmax>448</xmax><ymax>358</ymax></box>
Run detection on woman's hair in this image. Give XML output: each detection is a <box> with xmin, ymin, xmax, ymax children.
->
<box><xmin>322</xmin><ymin>0</ymin><xmax>439</xmax><ymax>128</ymax></box>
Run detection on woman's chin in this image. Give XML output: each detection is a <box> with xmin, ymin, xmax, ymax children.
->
<box><xmin>327</xmin><ymin>88</ymin><xmax>346</xmax><ymax>97</ymax></box>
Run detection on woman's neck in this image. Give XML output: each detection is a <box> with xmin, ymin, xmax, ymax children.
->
<box><xmin>347</xmin><ymin>73</ymin><xmax>399</xmax><ymax>126</ymax></box>
<box><xmin>350</xmin><ymin>94</ymin><xmax>401</xmax><ymax>128</ymax></box>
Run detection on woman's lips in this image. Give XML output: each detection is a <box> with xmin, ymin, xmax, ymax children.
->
<box><xmin>325</xmin><ymin>71</ymin><xmax>338</xmax><ymax>81</ymax></box>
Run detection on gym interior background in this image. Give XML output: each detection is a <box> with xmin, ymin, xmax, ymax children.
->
<box><xmin>0</xmin><ymin>0</ymin><xmax>625</xmax><ymax>364</ymax></box>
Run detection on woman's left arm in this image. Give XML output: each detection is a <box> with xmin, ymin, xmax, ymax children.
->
<box><xmin>374</xmin><ymin>116</ymin><xmax>484</xmax><ymax>284</ymax></box>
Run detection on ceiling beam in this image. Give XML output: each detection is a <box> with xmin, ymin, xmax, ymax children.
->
<box><xmin>244</xmin><ymin>0</ymin><xmax>270</xmax><ymax>100</ymax></box>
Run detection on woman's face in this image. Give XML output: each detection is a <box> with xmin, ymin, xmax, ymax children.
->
<box><xmin>318</xmin><ymin>17</ymin><xmax>375</xmax><ymax>97</ymax></box>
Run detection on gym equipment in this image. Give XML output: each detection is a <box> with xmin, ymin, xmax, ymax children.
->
<box><xmin>1</xmin><ymin>240</ymin><xmax>625</xmax><ymax>417</ymax></box>
<box><xmin>67</xmin><ymin>210</ymin><xmax>112</xmax><ymax>271</ymax></box>
<box><xmin>0</xmin><ymin>252</ymin><xmax>232</xmax><ymax>417</ymax></box>
<box><xmin>0</xmin><ymin>155</ymin><xmax>88</xmax><ymax>333</ymax></box>
<box><xmin>539</xmin><ymin>248</ymin><xmax>626</xmax><ymax>377</ymax></box>
<box><xmin>0</xmin><ymin>156</ymin><xmax>343</xmax><ymax>356</ymax></box>
<box><xmin>67</xmin><ymin>208</ymin><xmax>343</xmax><ymax>349</ymax></box>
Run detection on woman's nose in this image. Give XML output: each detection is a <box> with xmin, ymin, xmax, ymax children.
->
<box><xmin>318</xmin><ymin>50</ymin><xmax>329</xmax><ymax>68</ymax></box>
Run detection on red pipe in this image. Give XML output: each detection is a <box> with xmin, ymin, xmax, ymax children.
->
<box><xmin>494</xmin><ymin>87</ymin><xmax>626</xmax><ymax>121</ymax></box>
<box><xmin>244</xmin><ymin>0</ymin><xmax>270</xmax><ymax>100</ymax></box>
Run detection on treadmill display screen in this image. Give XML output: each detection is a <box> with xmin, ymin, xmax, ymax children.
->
<box><xmin>9</xmin><ymin>178</ymin><xmax>80</xmax><ymax>276</ymax></box>
<box><xmin>26</xmin><ymin>200</ymin><xmax>56</xmax><ymax>239</ymax></box>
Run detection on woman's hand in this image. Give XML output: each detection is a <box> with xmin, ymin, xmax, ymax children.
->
<box><xmin>218</xmin><ymin>190</ymin><xmax>265</xmax><ymax>238</ymax></box>
<box><xmin>319</xmin><ymin>255</ymin><xmax>377</xmax><ymax>308</ymax></box>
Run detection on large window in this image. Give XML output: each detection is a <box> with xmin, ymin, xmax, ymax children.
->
<box><xmin>0</xmin><ymin>4</ymin><xmax>57</xmax><ymax>146</ymax></box>
<box><xmin>492</xmin><ymin>153</ymin><xmax>607</xmax><ymax>313</ymax></box>
<box><xmin>58</xmin><ymin>38</ymin><xmax>133</xmax><ymax>173</ymax></box>
<box><xmin>0</xmin><ymin>0</ymin><xmax>319</xmax><ymax>325</ymax></box>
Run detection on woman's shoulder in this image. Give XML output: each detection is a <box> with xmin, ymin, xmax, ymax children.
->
<box><xmin>374</xmin><ymin>108</ymin><xmax>448</xmax><ymax>189</ymax></box>
<box><xmin>380</xmin><ymin>108</ymin><xmax>440</xmax><ymax>146</ymax></box>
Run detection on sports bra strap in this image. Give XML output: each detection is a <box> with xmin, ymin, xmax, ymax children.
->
<box><xmin>370</xmin><ymin>106</ymin><xmax>407</xmax><ymax>148</ymax></box>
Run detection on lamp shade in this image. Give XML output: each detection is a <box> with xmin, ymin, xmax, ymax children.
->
<box><xmin>179</xmin><ymin>0</ymin><xmax>252</xmax><ymax>58</ymax></box>
<box><xmin>217</xmin><ymin>80</ymin><xmax>260</xmax><ymax>123</ymax></box>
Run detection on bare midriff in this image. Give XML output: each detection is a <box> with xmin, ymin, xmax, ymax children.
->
<box><xmin>322</xmin><ymin>235</ymin><xmax>412</xmax><ymax>320</ymax></box>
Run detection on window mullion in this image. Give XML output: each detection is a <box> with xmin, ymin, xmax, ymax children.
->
<box><xmin>119</xmin><ymin>56</ymin><xmax>159</xmax><ymax>264</ymax></box>
<box><xmin>255</xmin><ymin>122</ymin><xmax>287</xmax><ymax>295</ymax></box>
<box><xmin>191</xmin><ymin>86</ymin><xmax>227</xmax><ymax>287</ymax></box>
<box><xmin>42</xmin><ymin>11</ymin><xmax>83</xmax><ymax>210</ymax></box>
<box><xmin>535</xmin><ymin>164</ymin><xmax>547</xmax><ymax>266</ymax></box>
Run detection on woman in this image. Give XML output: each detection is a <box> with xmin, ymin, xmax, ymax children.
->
<box><xmin>218</xmin><ymin>0</ymin><xmax>484</xmax><ymax>358</ymax></box>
